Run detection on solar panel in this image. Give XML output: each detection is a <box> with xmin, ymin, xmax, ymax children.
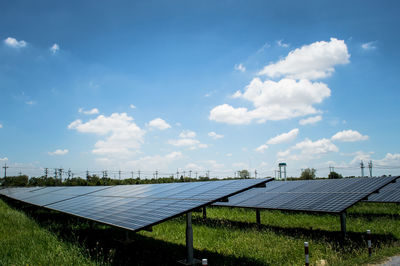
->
<box><xmin>214</xmin><ymin>177</ymin><xmax>399</xmax><ymax>213</ymax></box>
<box><xmin>366</xmin><ymin>179</ymin><xmax>400</xmax><ymax>203</ymax></box>
<box><xmin>0</xmin><ymin>178</ymin><xmax>272</xmax><ymax>232</ymax></box>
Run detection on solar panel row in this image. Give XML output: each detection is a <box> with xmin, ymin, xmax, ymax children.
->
<box><xmin>366</xmin><ymin>179</ymin><xmax>400</xmax><ymax>203</ymax></box>
<box><xmin>214</xmin><ymin>177</ymin><xmax>398</xmax><ymax>213</ymax></box>
<box><xmin>0</xmin><ymin>178</ymin><xmax>272</xmax><ymax>232</ymax></box>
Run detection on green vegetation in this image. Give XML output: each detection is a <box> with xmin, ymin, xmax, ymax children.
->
<box><xmin>0</xmin><ymin>196</ymin><xmax>399</xmax><ymax>265</ymax></box>
<box><xmin>300</xmin><ymin>168</ymin><xmax>317</xmax><ymax>180</ymax></box>
<box><xmin>329</xmin><ymin>171</ymin><xmax>343</xmax><ymax>179</ymax></box>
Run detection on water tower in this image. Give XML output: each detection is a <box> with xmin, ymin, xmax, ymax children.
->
<box><xmin>278</xmin><ymin>163</ymin><xmax>287</xmax><ymax>181</ymax></box>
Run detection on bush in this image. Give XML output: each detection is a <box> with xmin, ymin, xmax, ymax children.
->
<box><xmin>299</xmin><ymin>168</ymin><xmax>316</xmax><ymax>180</ymax></box>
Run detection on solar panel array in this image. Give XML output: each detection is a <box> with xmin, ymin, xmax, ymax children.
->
<box><xmin>0</xmin><ymin>178</ymin><xmax>271</xmax><ymax>232</ymax></box>
<box><xmin>214</xmin><ymin>177</ymin><xmax>399</xmax><ymax>213</ymax></box>
<box><xmin>366</xmin><ymin>179</ymin><xmax>400</xmax><ymax>203</ymax></box>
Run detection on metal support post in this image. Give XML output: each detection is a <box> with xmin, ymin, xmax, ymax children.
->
<box><xmin>340</xmin><ymin>212</ymin><xmax>347</xmax><ymax>237</ymax></box>
<box><xmin>202</xmin><ymin>207</ymin><xmax>207</xmax><ymax>219</ymax></box>
<box><xmin>256</xmin><ymin>209</ymin><xmax>261</xmax><ymax>224</ymax></box>
<box><xmin>186</xmin><ymin>212</ymin><xmax>194</xmax><ymax>264</ymax></box>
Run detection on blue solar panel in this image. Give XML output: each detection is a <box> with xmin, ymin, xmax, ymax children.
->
<box><xmin>0</xmin><ymin>178</ymin><xmax>272</xmax><ymax>232</ymax></box>
<box><xmin>366</xmin><ymin>179</ymin><xmax>400</xmax><ymax>203</ymax></box>
<box><xmin>214</xmin><ymin>177</ymin><xmax>398</xmax><ymax>213</ymax></box>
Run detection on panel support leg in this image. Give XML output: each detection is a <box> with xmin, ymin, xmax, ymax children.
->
<box><xmin>179</xmin><ymin>212</ymin><xmax>200</xmax><ymax>265</ymax></box>
<box><xmin>340</xmin><ymin>212</ymin><xmax>347</xmax><ymax>238</ymax></box>
<box><xmin>202</xmin><ymin>206</ymin><xmax>207</xmax><ymax>219</ymax></box>
<box><xmin>256</xmin><ymin>209</ymin><xmax>261</xmax><ymax>225</ymax></box>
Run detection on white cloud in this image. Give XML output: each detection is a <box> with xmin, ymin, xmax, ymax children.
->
<box><xmin>4</xmin><ymin>37</ymin><xmax>27</xmax><ymax>48</ymax></box>
<box><xmin>68</xmin><ymin>113</ymin><xmax>145</xmax><ymax>157</ymax></box>
<box><xmin>48</xmin><ymin>149</ymin><xmax>69</xmax><ymax>156</ymax></box>
<box><xmin>0</xmin><ymin>157</ymin><xmax>8</xmax><ymax>161</ymax></box>
<box><xmin>279</xmin><ymin>138</ymin><xmax>339</xmax><ymax>160</ymax></box>
<box><xmin>257</xmin><ymin>42</ymin><xmax>271</xmax><ymax>53</ymax></box>
<box><xmin>130</xmin><ymin>104</ymin><xmax>136</xmax><ymax>109</ymax></box>
<box><xmin>208</xmin><ymin>131</ymin><xmax>224</xmax><ymax>139</ymax></box>
<box><xmin>50</xmin><ymin>43</ymin><xmax>59</xmax><ymax>54</ymax></box>
<box><xmin>234</xmin><ymin>63</ymin><xmax>246</xmax><ymax>72</ymax></box>
<box><xmin>169</xmin><ymin>130</ymin><xmax>207</xmax><ymax>150</ymax></box>
<box><xmin>361</xmin><ymin>41</ymin><xmax>377</xmax><ymax>51</ymax></box>
<box><xmin>78</xmin><ymin>108</ymin><xmax>99</xmax><ymax>115</ymax></box>
<box><xmin>168</xmin><ymin>138</ymin><xmax>200</xmax><ymax>147</ymax></box>
<box><xmin>374</xmin><ymin>153</ymin><xmax>400</xmax><ymax>166</ymax></box>
<box><xmin>185</xmin><ymin>163</ymin><xmax>204</xmax><ymax>171</ymax></box>
<box><xmin>255</xmin><ymin>144</ymin><xmax>268</xmax><ymax>153</ymax></box>
<box><xmin>277</xmin><ymin>40</ymin><xmax>289</xmax><ymax>48</ymax></box>
<box><xmin>349</xmin><ymin>151</ymin><xmax>373</xmax><ymax>165</ymax></box>
<box><xmin>180</xmin><ymin>130</ymin><xmax>196</xmax><ymax>138</ymax></box>
<box><xmin>299</xmin><ymin>115</ymin><xmax>322</xmax><ymax>125</ymax></box>
<box><xmin>267</xmin><ymin>128</ymin><xmax>299</xmax><ymax>145</ymax></box>
<box><xmin>210</xmin><ymin>78</ymin><xmax>330</xmax><ymax>125</ymax></box>
<box><xmin>26</xmin><ymin>100</ymin><xmax>36</xmax><ymax>105</ymax></box>
<box><xmin>0</xmin><ymin>123</ymin><xmax>2</xmax><ymax>128</ymax></box>
<box><xmin>259</xmin><ymin>38</ymin><xmax>350</xmax><ymax>80</ymax></box>
<box><xmin>232</xmin><ymin>162</ymin><xmax>248</xmax><ymax>169</ymax></box>
<box><xmin>148</xmin><ymin>118</ymin><xmax>171</xmax><ymax>130</ymax></box>
<box><xmin>331</xmin><ymin>130</ymin><xmax>369</xmax><ymax>142</ymax></box>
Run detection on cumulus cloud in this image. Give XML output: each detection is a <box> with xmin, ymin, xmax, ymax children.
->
<box><xmin>208</xmin><ymin>131</ymin><xmax>224</xmax><ymax>139</ymax></box>
<box><xmin>258</xmin><ymin>38</ymin><xmax>350</xmax><ymax>80</ymax></box>
<box><xmin>361</xmin><ymin>41</ymin><xmax>377</xmax><ymax>51</ymax></box>
<box><xmin>267</xmin><ymin>128</ymin><xmax>299</xmax><ymax>145</ymax></box>
<box><xmin>130</xmin><ymin>104</ymin><xmax>136</xmax><ymax>109</ymax></box>
<box><xmin>374</xmin><ymin>153</ymin><xmax>400</xmax><ymax>166</ymax></box>
<box><xmin>48</xmin><ymin>149</ymin><xmax>69</xmax><ymax>156</ymax></box>
<box><xmin>4</xmin><ymin>37</ymin><xmax>27</xmax><ymax>48</ymax></box>
<box><xmin>0</xmin><ymin>157</ymin><xmax>8</xmax><ymax>161</ymax></box>
<box><xmin>255</xmin><ymin>144</ymin><xmax>268</xmax><ymax>153</ymax></box>
<box><xmin>331</xmin><ymin>130</ymin><xmax>369</xmax><ymax>142</ymax></box>
<box><xmin>78</xmin><ymin>108</ymin><xmax>99</xmax><ymax>115</ymax></box>
<box><xmin>168</xmin><ymin>130</ymin><xmax>207</xmax><ymax>150</ymax></box>
<box><xmin>50</xmin><ymin>43</ymin><xmax>59</xmax><ymax>54</ymax></box>
<box><xmin>299</xmin><ymin>115</ymin><xmax>322</xmax><ymax>125</ymax></box>
<box><xmin>68</xmin><ymin>113</ymin><xmax>145</xmax><ymax>157</ymax></box>
<box><xmin>210</xmin><ymin>78</ymin><xmax>330</xmax><ymax>124</ymax></box>
<box><xmin>279</xmin><ymin>138</ymin><xmax>338</xmax><ymax>160</ymax></box>
<box><xmin>349</xmin><ymin>151</ymin><xmax>373</xmax><ymax>165</ymax></box>
<box><xmin>148</xmin><ymin>118</ymin><xmax>171</xmax><ymax>130</ymax></box>
<box><xmin>234</xmin><ymin>63</ymin><xmax>246</xmax><ymax>72</ymax></box>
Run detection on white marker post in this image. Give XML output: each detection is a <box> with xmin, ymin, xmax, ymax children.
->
<box><xmin>367</xmin><ymin>230</ymin><xmax>372</xmax><ymax>257</ymax></box>
<box><xmin>202</xmin><ymin>258</ymin><xmax>208</xmax><ymax>266</ymax></box>
<box><xmin>304</xmin><ymin>242</ymin><xmax>309</xmax><ymax>266</ymax></box>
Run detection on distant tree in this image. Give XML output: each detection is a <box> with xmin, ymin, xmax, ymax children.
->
<box><xmin>3</xmin><ymin>175</ymin><xmax>29</xmax><ymax>186</ymax></box>
<box><xmin>328</xmin><ymin>171</ymin><xmax>343</xmax><ymax>179</ymax></box>
<box><xmin>239</xmin><ymin>170</ymin><xmax>250</xmax><ymax>179</ymax></box>
<box><xmin>300</xmin><ymin>168</ymin><xmax>316</xmax><ymax>180</ymax></box>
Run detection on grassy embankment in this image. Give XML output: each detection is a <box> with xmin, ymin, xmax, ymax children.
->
<box><xmin>0</xmin><ymin>197</ymin><xmax>399</xmax><ymax>265</ymax></box>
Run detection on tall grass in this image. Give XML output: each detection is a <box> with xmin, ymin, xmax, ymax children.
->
<box><xmin>1</xmin><ymin>197</ymin><xmax>399</xmax><ymax>265</ymax></box>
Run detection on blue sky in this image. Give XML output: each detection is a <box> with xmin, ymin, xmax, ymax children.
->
<box><xmin>1</xmin><ymin>0</ymin><xmax>400</xmax><ymax>178</ymax></box>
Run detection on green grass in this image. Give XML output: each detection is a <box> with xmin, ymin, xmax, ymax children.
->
<box><xmin>0</xmin><ymin>199</ymin><xmax>95</xmax><ymax>266</ymax></box>
<box><xmin>0</xmin><ymin>197</ymin><xmax>399</xmax><ymax>265</ymax></box>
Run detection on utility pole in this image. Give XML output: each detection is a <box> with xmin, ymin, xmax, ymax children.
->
<box><xmin>86</xmin><ymin>170</ymin><xmax>89</xmax><ymax>179</ymax></box>
<box><xmin>360</xmin><ymin>161</ymin><xmax>365</xmax><ymax>178</ymax></box>
<box><xmin>59</xmin><ymin>168</ymin><xmax>63</xmax><ymax>181</ymax></box>
<box><xmin>189</xmin><ymin>170</ymin><xmax>192</xmax><ymax>178</ymax></box>
<box><xmin>176</xmin><ymin>169</ymin><xmax>179</xmax><ymax>179</ymax></box>
<box><xmin>183</xmin><ymin>171</ymin><xmax>186</xmax><ymax>178</ymax></box>
<box><xmin>44</xmin><ymin>168</ymin><xmax>48</xmax><ymax>178</ymax></box>
<box><xmin>195</xmin><ymin>171</ymin><xmax>198</xmax><ymax>179</ymax></box>
<box><xmin>54</xmin><ymin>168</ymin><xmax>58</xmax><ymax>179</ymax></box>
<box><xmin>118</xmin><ymin>170</ymin><xmax>121</xmax><ymax>180</ymax></box>
<box><xmin>68</xmin><ymin>169</ymin><xmax>71</xmax><ymax>179</ymax></box>
<box><xmin>155</xmin><ymin>170</ymin><xmax>158</xmax><ymax>179</ymax></box>
<box><xmin>131</xmin><ymin>171</ymin><xmax>134</xmax><ymax>179</ymax></box>
<box><xmin>368</xmin><ymin>160</ymin><xmax>373</xmax><ymax>177</ymax></box>
<box><xmin>138</xmin><ymin>170</ymin><xmax>141</xmax><ymax>179</ymax></box>
<box><xmin>3</xmin><ymin>163</ymin><xmax>9</xmax><ymax>178</ymax></box>
<box><xmin>206</xmin><ymin>170</ymin><xmax>210</xmax><ymax>178</ymax></box>
<box><xmin>254</xmin><ymin>170</ymin><xmax>258</xmax><ymax>178</ymax></box>
<box><xmin>329</xmin><ymin>166</ymin><xmax>334</xmax><ymax>173</ymax></box>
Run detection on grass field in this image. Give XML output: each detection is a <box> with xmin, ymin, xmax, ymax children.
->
<box><xmin>0</xmin><ymin>197</ymin><xmax>399</xmax><ymax>265</ymax></box>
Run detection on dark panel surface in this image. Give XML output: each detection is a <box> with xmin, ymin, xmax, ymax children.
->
<box><xmin>366</xmin><ymin>179</ymin><xmax>400</xmax><ymax>203</ymax></box>
<box><xmin>0</xmin><ymin>178</ymin><xmax>272</xmax><ymax>232</ymax></box>
<box><xmin>214</xmin><ymin>177</ymin><xmax>398</xmax><ymax>213</ymax></box>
